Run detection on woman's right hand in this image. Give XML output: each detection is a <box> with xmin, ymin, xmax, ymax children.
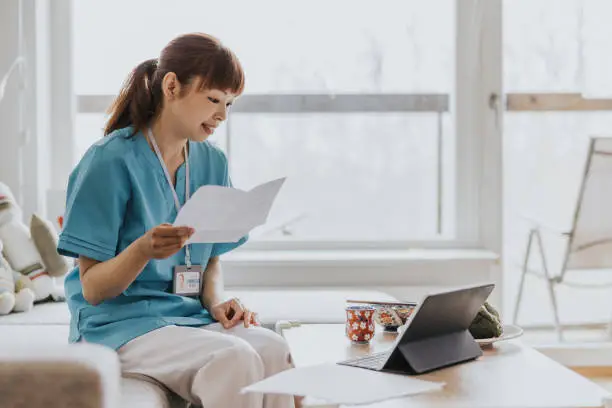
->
<box><xmin>137</xmin><ymin>223</ymin><xmax>195</xmax><ymax>260</ymax></box>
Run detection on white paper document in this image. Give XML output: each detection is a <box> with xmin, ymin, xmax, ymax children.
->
<box><xmin>173</xmin><ymin>177</ymin><xmax>286</xmax><ymax>243</ymax></box>
<box><xmin>242</xmin><ymin>364</ymin><xmax>444</xmax><ymax>406</ymax></box>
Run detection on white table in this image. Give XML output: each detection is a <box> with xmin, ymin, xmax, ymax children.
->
<box><xmin>281</xmin><ymin>324</ymin><xmax>611</xmax><ymax>408</ymax></box>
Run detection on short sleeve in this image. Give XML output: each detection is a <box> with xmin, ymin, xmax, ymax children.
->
<box><xmin>210</xmin><ymin>148</ymin><xmax>248</xmax><ymax>258</ymax></box>
<box><xmin>57</xmin><ymin>147</ymin><xmax>130</xmax><ymax>262</ymax></box>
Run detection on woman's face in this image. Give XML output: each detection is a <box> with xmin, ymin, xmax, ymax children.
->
<box><xmin>163</xmin><ymin>74</ymin><xmax>237</xmax><ymax>142</ymax></box>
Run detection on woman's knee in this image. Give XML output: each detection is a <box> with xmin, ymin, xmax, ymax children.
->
<box><xmin>192</xmin><ymin>337</ymin><xmax>265</xmax><ymax>407</ymax></box>
<box><xmin>193</xmin><ymin>336</ymin><xmax>265</xmax><ymax>388</ymax></box>
<box><xmin>250</xmin><ymin>329</ymin><xmax>293</xmax><ymax>371</ymax></box>
<box><xmin>225</xmin><ymin>336</ymin><xmax>266</xmax><ymax>377</ymax></box>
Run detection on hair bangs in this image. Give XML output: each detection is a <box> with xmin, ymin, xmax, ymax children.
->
<box><xmin>198</xmin><ymin>47</ymin><xmax>245</xmax><ymax>95</ymax></box>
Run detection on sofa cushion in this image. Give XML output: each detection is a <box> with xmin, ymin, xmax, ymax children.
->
<box><xmin>0</xmin><ymin>361</ymin><xmax>104</xmax><ymax>408</ymax></box>
<box><xmin>0</xmin><ymin>301</ymin><xmax>70</xmax><ymax>325</ymax></box>
<box><xmin>0</xmin><ymin>289</ymin><xmax>398</xmax><ymax>407</ymax></box>
<box><xmin>0</xmin><ymin>343</ymin><xmax>120</xmax><ymax>408</ymax></box>
<box><xmin>0</xmin><ymin>325</ymin><xmax>181</xmax><ymax>408</ymax></box>
<box><xmin>121</xmin><ymin>377</ymin><xmax>183</xmax><ymax>408</ymax></box>
<box><xmin>0</xmin><ymin>324</ymin><xmax>70</xmax><ymax>347</ymax></box>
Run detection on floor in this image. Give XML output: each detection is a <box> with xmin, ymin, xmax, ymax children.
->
<box><xmin>520</xmin><ymin>325</ymin><xmax>612</xmax><ymax>396</ymax></box>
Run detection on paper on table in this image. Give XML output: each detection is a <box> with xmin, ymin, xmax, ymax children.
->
<box><xmin>173</xmin><ymin>177</ymin><xmax>286</xmax><ymax>243</ymax></box>
<box><xmin>242</xmin><ymin>364</ymin><xmax>444</xmax><ymax>405</ymax></box>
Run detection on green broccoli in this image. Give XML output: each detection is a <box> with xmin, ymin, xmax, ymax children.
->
<box><xmin>469</xmin><ymin>303</ymin><xmax>503</xmax><ymax>339</ymax></box>
<box><xmin>483</xmin><ymin>301</ymin><xmax>501</xmax><ymax>320</ymax></box>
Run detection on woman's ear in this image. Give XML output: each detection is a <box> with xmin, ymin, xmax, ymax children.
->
<box><xmin>161</xmin><ymin>72</ymin><xmax>181</xmax><ymax>100</ymax></box>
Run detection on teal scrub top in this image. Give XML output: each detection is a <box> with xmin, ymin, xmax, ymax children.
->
<box><xmin>57</xmin><ymin>126</ymin><xmax>247</xmax><ymax>350</ymax></box>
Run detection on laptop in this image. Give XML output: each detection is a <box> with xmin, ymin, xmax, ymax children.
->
<box><xmin>337</xmin><ymin>282</ymin><xmax>495</xmax><ymax>375</ymax></box>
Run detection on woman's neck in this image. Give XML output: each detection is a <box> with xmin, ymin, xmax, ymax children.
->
<box><xmin>149</xmin><ymin>115</ymin><xmax>187</xmax><ymax>167</ymax></box>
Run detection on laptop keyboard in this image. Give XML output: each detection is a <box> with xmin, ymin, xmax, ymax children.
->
<box><xmin>338</xmin><ymin>350</ymin><xmax>391</xmax><ymax>370</ymax></box>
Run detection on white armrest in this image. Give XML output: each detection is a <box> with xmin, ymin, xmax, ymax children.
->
<box><xmin>0</xmin><ymin>343</ymin><xmax>121</xmax><ymax>408</ymax></box>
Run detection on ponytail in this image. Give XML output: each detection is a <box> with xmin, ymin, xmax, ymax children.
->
<box><xmin>104</xmin><ymin>58</ymin><xmax>160</xmax><ymax>136</ymax></box>
<box><xmin>104</xmin><ymin>33</ymin><xmax>245</xmax><ymax>136</ymax></box>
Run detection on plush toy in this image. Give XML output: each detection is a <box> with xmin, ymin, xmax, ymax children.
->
<box><xmin>0</xmin><ymin>182</ymin><xmax>68</xmax><ymax>303</ymax></box>
<box><xmin>0</xmin><ymin>239</ymin><xmax>35</xmax><ymax>314</ymax></box>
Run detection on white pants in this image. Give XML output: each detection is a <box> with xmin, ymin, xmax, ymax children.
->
<box><xmin>118</xmin><ymin>324</ymin><xmax>296</xmax><ymax>408</ymax></box>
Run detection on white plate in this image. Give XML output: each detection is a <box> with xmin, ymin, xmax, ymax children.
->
<box><xmin>475</xmin><ymin>324</ymin><xmax>524</xmax><ymax>347</ymax></box>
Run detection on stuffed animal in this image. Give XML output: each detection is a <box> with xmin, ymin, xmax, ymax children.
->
<box><xmin>0</xmin><ymin>182</ymin><xmax>68</xmax><ymax>303</ymax></box>
<box><xmin>0</xmin><ymin>239</ymin><xmax>35</xmax><ymax>314</ymax></box>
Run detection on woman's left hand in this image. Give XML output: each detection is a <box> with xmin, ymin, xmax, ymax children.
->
<box><xmin>210</xmin><ymin>298</ymin><xmax>259</xmax><ymax>329</ymax></box>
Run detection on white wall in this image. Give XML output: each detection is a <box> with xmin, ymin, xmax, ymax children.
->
<box><xmin>0</xmin><ymin>0</ymin><xmax>55</xmax><ymax>224</ymax></box>
<box><xmin>0</xmin><ymin>1</ymin><xmax>23</xmax><ymax>206</ymax></box>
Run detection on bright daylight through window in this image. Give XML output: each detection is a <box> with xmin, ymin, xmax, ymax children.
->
<box><xmin>72</xmin><ymin>0</ymin><xmax>462</xmax><ymax>244</ymax></box>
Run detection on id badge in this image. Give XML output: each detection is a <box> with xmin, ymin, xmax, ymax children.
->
<box><xmin>173</xmin><ymin>265</ymin><xmax>203</xmax><ymax>296</ymax></box>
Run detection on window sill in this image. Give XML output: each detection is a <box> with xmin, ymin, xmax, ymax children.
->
<box><xmin>221</xmin><ymin>248</ymin><xmax>500</xmax><ymax>289</ymax></box>
<box><xmin>222</xmin><ymin>248</ymin><xmax>499</xmax><ymax>265</ymax></box>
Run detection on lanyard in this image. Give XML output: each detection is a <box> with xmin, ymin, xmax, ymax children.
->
<box><xmin>147</xmin><ymin>128</ymin><xmax>192</xmax><ymax>267</ymax></box>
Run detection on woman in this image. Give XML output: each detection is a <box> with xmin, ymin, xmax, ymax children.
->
<box><xmin>57</xmin><ymin>33</ymin><xmax>295</xmax><ymax>408</ymax></box>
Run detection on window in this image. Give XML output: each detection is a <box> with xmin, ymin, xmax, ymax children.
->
<box><xmin>503</xmin><ymin>0</ymin><xmax>612</xmax><ymax>319</ymax></box>
<box><xmin>67</xmin><ymin>0</ymin><xmax>500</xmax><ymax>249</ymax></box>
<box><xmin>504</xmin><ymin>0</ymin><xmax>612</xmax><ymax>263</ymax></box>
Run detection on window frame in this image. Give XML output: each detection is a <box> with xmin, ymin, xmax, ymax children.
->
<box><xmin>59</xmin><ymin>0</ymin><xmax>502</xmax><ymax>253</ymax></box>
<box><xmin>43</xmin><ymin>0</ymin><xmax>502</xmax><ymax>297</ymax></box>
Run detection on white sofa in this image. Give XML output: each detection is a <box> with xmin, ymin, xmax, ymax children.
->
<box><xmin>0</xmin><ymin>288</ymin><xmax>402</xmax><ymax>407</ymax></box>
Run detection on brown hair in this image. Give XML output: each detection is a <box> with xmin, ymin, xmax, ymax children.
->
<box><xmin>104</xmin><ymin>33</ymin><xmax>245</xmax><ymax>136</ymax></box>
